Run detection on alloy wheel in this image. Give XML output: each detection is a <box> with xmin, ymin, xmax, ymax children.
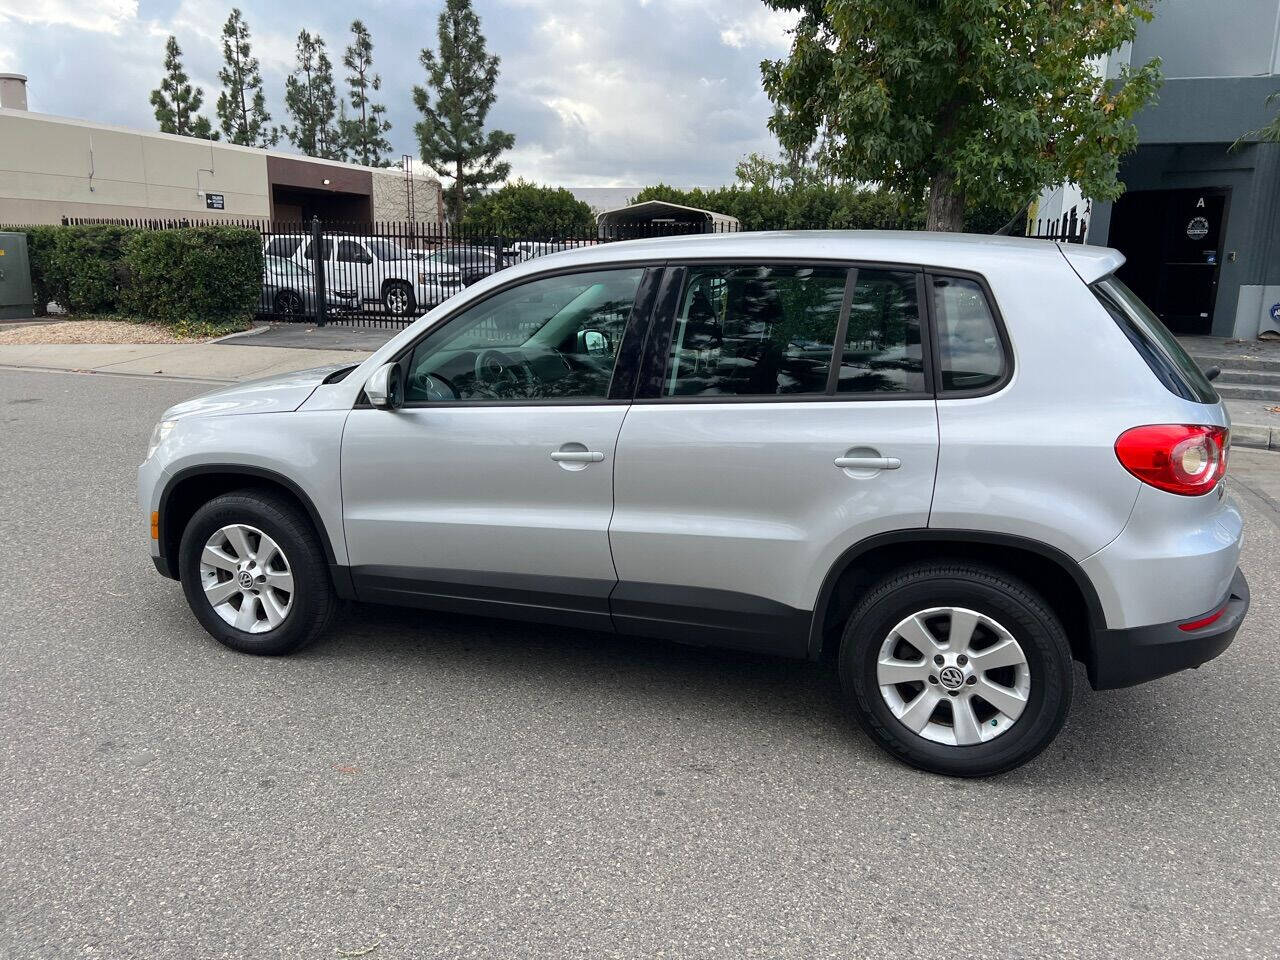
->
<box><xmin>876</xmin><ymin>606</ymin><xmax>1031</xmax><ymax>746</ymax></box>
<box><xmin>199</xmin><ymin>524</ymin><xmax>294</xmax><ymax>634</ymax></box>
<box><xmin>275</xmin><ymin>290</ymin><xmax>303</xmax><ymax>317</ymax></box>
<box><xmin>384</xmin><ymin>285</ymin><xmax>411</xmax><ymax>315</ymax></box>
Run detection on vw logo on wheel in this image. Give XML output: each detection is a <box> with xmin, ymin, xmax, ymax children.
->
<box><xmin>939</xmin><ymin>666</ymin><xmax>966</xmax><ymax>690</ymax></box>
<box><xmin>238</xmin><ymin>570</ymin><xmax>255</xmax><ymax>590</ymax></box>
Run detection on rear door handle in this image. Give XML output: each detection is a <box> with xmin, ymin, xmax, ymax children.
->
<box><xmin>551</xmin><ymin>450</ymin><xmax>605</xmax><ymax>463</ymax></box>
<box><xmin>834</xmin><ymin>456</ymin><xmax>901</xmax><ymax>470</ymax></box>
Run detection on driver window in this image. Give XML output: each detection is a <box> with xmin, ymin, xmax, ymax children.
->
<box><xmin>336</xmin><ymin>240</ymin><xmax>372</xmax><ymax>264</ymax></box>
<box><xmin>403</xmin><ymin>267</ymin><xmax>645</xmax><ymax>403</ymax></box>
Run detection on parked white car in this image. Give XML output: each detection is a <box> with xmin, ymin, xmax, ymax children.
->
<box><xmin>265</xmin><ymin>234</ymin><xmax>465</xmax><ymax>316</ymax></box>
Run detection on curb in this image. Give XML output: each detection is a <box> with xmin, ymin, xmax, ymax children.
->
<box><xmin>1232</xmin><ymin>423</ymin><xmax>1276</xmax><ymax>452</ymax></box>
<box><xmin>207</xmin><ymin>322</ymin><xmax>272</xmax><ymax>344</ymax></box>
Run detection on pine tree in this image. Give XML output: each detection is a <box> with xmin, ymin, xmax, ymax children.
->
<box><xmin>413</xmin><ymin>0</ymin><xmax>514</xmax><ymax>223</ymax></box>
<box><xmin>340</xmin><ymin>20</ymin><xmax>393</xmax><ymax>167</ymax></box>
<box><xmin>150</xmin><ymin>36</ymin><xmax>217</xmax><ymax>140</ymax></box>
<box><xmin>283</xmin><ymin>30</ymin><xmax>345</xmax><ymax>160</ymax></box>
<box><xmin>216</xmin><ymin>8</ymin><xmax>278</xmax><ymax>148</ymax></box>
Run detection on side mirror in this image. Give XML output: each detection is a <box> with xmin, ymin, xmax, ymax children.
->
<box><xmin>365</xmin><ymin>361</ymin><xmax>403</xmax><ymax>409</ymax></box>
<box><xmin>577</xmin><ymin>329</ymin><xmax>610</xmax><ymax>356</ymax></box>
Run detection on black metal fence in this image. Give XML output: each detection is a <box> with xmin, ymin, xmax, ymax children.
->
<box><xmin>1026</xmin><ymin>209</ymin><xmax>1088</xmax><ymax>244</ymax></box>
<box><xmin>55</xmin><ymin>212</ymin><xmax>1091</xmax><ymax>328</ymax></box>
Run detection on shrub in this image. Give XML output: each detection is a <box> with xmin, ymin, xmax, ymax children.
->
<box><xmin>121</xmin><ymin>226</ymin><xmax>262</xmax><ymax>326</ymax></box>
<box><xmin>24</xmin><ymin>225</ymin><xmax>134</xmax><ymax>313</ymax></box>
<box><xmin>16</xmin><ymin>225</ymin><xmax>60</xmax><ymax>315</ymax></box>
<box><xmin>462</xmin><ymin>180</ymin><xmax>596</xmax><ymax>237</ymax></box>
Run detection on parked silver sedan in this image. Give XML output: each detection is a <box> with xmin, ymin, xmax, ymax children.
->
<box><xmin>258</xmin><ymin>257</ymin><xmax>358</xmax><ymax>319</ymax></box>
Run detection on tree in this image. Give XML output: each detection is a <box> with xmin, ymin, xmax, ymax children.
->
<box><xmin>413</xmin><ymin>0</ymin><xmax>515</xmax><ymax>223</ymax></box>
<box><xmin>150</xmin><ymin>36</ymin><xmax>217</xmax><ymax>140</ymax></box>
<box><xmin>761</xmin><ymin>0</ymin><xmax>1163</xmax><ymax>231</ymax></box>
<box><xmin>339</xmin><ymin>20</ymin><xmax>393</xmax><ymax>166</ymax></box>
<box><xmin>284</xmin><ymin>30</ymin><xmax>344</xmax><ymax>160</ymax></box>
<box><xmin>216</xmin><ymin>8</ymin><xmax>278</xmax><ymax>148</ymax></box>
<box><xmin>461</xmin><ymin>180</ymin><xmax>595</xmax><ymax>236</ymax></box>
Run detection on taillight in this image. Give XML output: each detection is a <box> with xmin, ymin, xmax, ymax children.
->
<box><xmin>1114</xmin><ymin>424</ymin><xmax>1229</xmax><ymax>496</ymax></box>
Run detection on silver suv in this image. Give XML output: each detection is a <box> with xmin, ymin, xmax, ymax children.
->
<box><xmin>139</xmin><ymin>232</ymin><xmax>1249</xmax><ymax>776</ymax></box>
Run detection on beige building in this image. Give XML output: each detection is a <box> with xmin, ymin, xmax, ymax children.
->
<box><xmin>0</xmin><ymin>74</ymin><xmax>442</xmax><ymax>226</ymax></box>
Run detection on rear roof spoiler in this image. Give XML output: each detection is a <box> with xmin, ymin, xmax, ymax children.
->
<box><xmin>1059</xmin><ymin>244</ymin><xmax>1126</xmax><ymax>285</ymax></box>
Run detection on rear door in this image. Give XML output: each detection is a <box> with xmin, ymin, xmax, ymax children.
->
<box><xmin>608</xmin><ymin>262</ymin><xmax>940</xmax><ymax>655</ymax></box>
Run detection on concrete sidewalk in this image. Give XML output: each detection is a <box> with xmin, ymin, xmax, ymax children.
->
<box><xmin>0</xmin><ymin>341</ymin><xmax>370</xmax><ymax>383</ymax></box>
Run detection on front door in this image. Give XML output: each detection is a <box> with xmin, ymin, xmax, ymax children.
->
<box><xmin>341</xmin><ymin>265</ymin><xmax>655</xmax><ymax>630</ymax></box>
<box><xmin>1108</xmin><ymin>187</ymin><xmax>1229</xmax><ymax>336</ymax></box>
<box><xmin>608</xmin><ymin>263</ymin><xmax>940</xmax><ymax>656</ymax></box>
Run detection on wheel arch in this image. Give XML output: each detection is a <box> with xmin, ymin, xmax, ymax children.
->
<box><xmin>808</xmin><ymin>530</ymin><xmax>1106</xmax><ymax>666</ymax></box>
<box><xmin>157</xmin><ymin>466</ymin><xmax>346</xmax><ymax>591</ymax></box>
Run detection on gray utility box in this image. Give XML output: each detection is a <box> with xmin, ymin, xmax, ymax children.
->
<box><xmin>0</xmin><ymin>231</ymin><xmax>35</xmax><ymax>320</ymax></box>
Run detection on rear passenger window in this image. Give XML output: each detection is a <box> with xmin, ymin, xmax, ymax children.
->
<box><xmin>837</xmin><ymin>269</ymin><xmax>926</xmax><ymax>394</ymax></box>
<box><xmin>662</xmin><ymin>265</ymin><xmax>846</xmax><ymax>397</ymax></box>
<box><xmin>264</xmin><ymin>236</ymin><xmax>302</xmax><ymax>258</ymax></box>
<box><xmin>932</xmin><ymin>276</ymin><xmax>1006</xmax><ymax>392</ymax></box>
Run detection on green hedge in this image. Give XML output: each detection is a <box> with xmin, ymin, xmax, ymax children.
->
<box><xmin>12</xmin><ymin>223</ymin><xmax>260</xmax><ymax>327</ymax></box>
<box><xmin>121</xmin><ymin>227</ymin><xmax>262</xmax><ymax>326</ymax></box>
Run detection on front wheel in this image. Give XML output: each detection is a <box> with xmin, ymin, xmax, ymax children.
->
<box><xmin>382</xmin><ymin>281</ymin><xmax>416</xmax><ymax>317</ymax></box>
<box><xmin>840</xmin><ymin>562</ymin><xmax>1073</xmax><ymax>777</ymax></box>
<box><xmin>178</xmin><ymin>490</ymin><xmax>335</xmax><ymax>655</ymax></box>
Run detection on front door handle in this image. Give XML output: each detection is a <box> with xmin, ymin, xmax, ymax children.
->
<box><xmin>551</xmin><ymin>450</ymin><xmax>605</xmax><ymax>463</ymax></box>
<box><xmin>834</xmin><ymin>456</ymin><xmax>901</xmax><ymax>470</ymax></box>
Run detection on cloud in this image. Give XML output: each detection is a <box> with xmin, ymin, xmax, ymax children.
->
<box><xmin>1</xmin><ymin>0</ymin><xmax>796</xmax><ymax>188</ymax></box>
<box><xmin>717</xmin><ymin>5</ymin><xmax>798</xmax><ymax>50</ymax></box>
<box><xmin>0</xmin><ymin>0</ymin><xmax>137</xmax><ymax>34</ymax></box>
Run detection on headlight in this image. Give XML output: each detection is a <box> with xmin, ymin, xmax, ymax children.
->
<box><xmin>145</xmin><ymin>420</ymin><xmax>177</xmax><ymax>462</ymax></box>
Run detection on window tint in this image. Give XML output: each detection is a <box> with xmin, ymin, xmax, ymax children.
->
<box><xmin>336</xmin><ymin>240</ymin><xmax>371</xmax><ymax>263</ymax></box>
<box><xmin>403</xmin><ymin>268</ymin><xmax>643</xmax><ymax>403</ymax></box>
<box><xmin>932</xmin><ymin>276</ymin><xmax>1006</xmax><ymax>392</ymax></box>
<box><xmin>662</xmin><ymin>265</ymin><xmax>847</xmax><ymax>397</ymax></box>
<box><xmin>837</xmin><ymin>269</ymin><xmax>926</xmax><ymax>394</ymax></box>
<box><xmin>265</xmin><ymin>236</ymin><xmax>302</xmax><ymax>258</ymax></box>
<box><xmin>1093</xmin><ymin>276</ymin><xmax>1217</xmax><ymax>404</ymax></box>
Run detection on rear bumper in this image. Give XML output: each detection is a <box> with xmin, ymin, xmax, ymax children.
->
<box><xmin>1089</xmin><ymin>567</ymin><xmax>1249</xmax><ymax>689</ymax></box>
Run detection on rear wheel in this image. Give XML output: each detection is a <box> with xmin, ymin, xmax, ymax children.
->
<box><xmin>178</xmin><ymin>490</ymin><xmax>335</xmax><ymax>655</ymax></box>
<box><xmin>839</xmin><ymin>562</ymin><xmax>1073</xmax><ymax>777</ymax></box>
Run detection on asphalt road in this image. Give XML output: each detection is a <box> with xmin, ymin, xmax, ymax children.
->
<box><xmin>2</xmin><ymin>368</ymin><xmax>1278</xmax><ymax>960</ymax></box>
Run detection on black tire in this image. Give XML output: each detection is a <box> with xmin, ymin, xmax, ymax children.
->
<box><xmin>839</xmin><ymin>562</ymin><xmax>1073</xmax><ymax>777</ymax></box>
<box><xmin>178</xmin><ymin>490</ymin><xmax>335</xmax><ymax>656</ymax></box>
<box><xmin>382</xmin><ymin>280</ymin><xmax>416</xmax><ymax>317</ymax></box>
<box><xmin>273</xmin><ymin>289</ymin><xmax>306</xmax><ymax>319</ymax></box>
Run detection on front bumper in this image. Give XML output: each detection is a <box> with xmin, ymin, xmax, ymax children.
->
<box><xmin>1089</xmin><ymin>567</ymin><xmax>1249</xmax><ymax>689</ymax></box>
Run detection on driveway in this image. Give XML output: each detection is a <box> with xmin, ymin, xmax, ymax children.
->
<box><xmin>1</xmin><ymin>368</ymin><xmax>1277</xmax><ymax>958</ymax></box>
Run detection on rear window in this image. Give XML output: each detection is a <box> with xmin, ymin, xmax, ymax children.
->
<box><xmin>1093</xmin><ymin>276</ymin><xmax>1217</xmax><ymax>403</ymax></box>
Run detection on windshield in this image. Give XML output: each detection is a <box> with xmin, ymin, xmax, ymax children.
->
<box><xmin>366</xmin><ymin>239</ymin><xmax>411</xmax><ymax>261</ymax></box>
<box><xmin>1093</xmin><ymin>276</ymin><xmax>1217</xmax><ymax>404</ymax></box>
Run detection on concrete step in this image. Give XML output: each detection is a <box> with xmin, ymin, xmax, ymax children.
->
<box><xmin>1185</xmin><ymin>352</ymin><xmax>1280</xmax><ymax>373</ymax></box>
<box><xmin>1214</xmin><ymin>368</ymin><xmax>1280</xmax><ymax>387</ymax></box>
<box><xmin>1213</xmin><ymin>382</ymin><xmax>1280</xmax><ymax>402</ymax></box>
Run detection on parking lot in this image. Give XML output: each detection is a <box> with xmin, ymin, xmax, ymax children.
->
<box><xmin>2</xmin><ymin>366</ymin><xmax>1278</xmax><ymax>959</ymax></box>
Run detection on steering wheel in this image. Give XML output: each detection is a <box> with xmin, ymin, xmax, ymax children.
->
<box><xmin>408</xmin><ymin>369</ymin><xmax>460</xmax><ymax>401</ymax></box>
<box><xmin>474</xmin><ymin>349</ymin><xmax>534</xmax><ymax>394</ymax></box>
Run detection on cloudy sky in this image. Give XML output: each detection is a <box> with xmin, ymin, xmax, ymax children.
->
<box><xmin>0</xmin><ymin>0</ymin><xmax>799</xmax><ymax>187</ymax></box>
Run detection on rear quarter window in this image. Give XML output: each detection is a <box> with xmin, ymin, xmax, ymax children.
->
<box><xmin>1092</xmin><ymin>277</ymin><xmax>1218</xmax><ymax>404</ymax></box>
<box><xmin>931</xmin><ymin>275</ymin><xmax>1007</xmax><ymax>393</ymax></box>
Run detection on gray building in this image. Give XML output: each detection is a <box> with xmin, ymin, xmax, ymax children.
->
<box><xmin>1086</xmin><ymin>0</ymin><xmax>1280</xmax><ymax>339</ymax></box>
